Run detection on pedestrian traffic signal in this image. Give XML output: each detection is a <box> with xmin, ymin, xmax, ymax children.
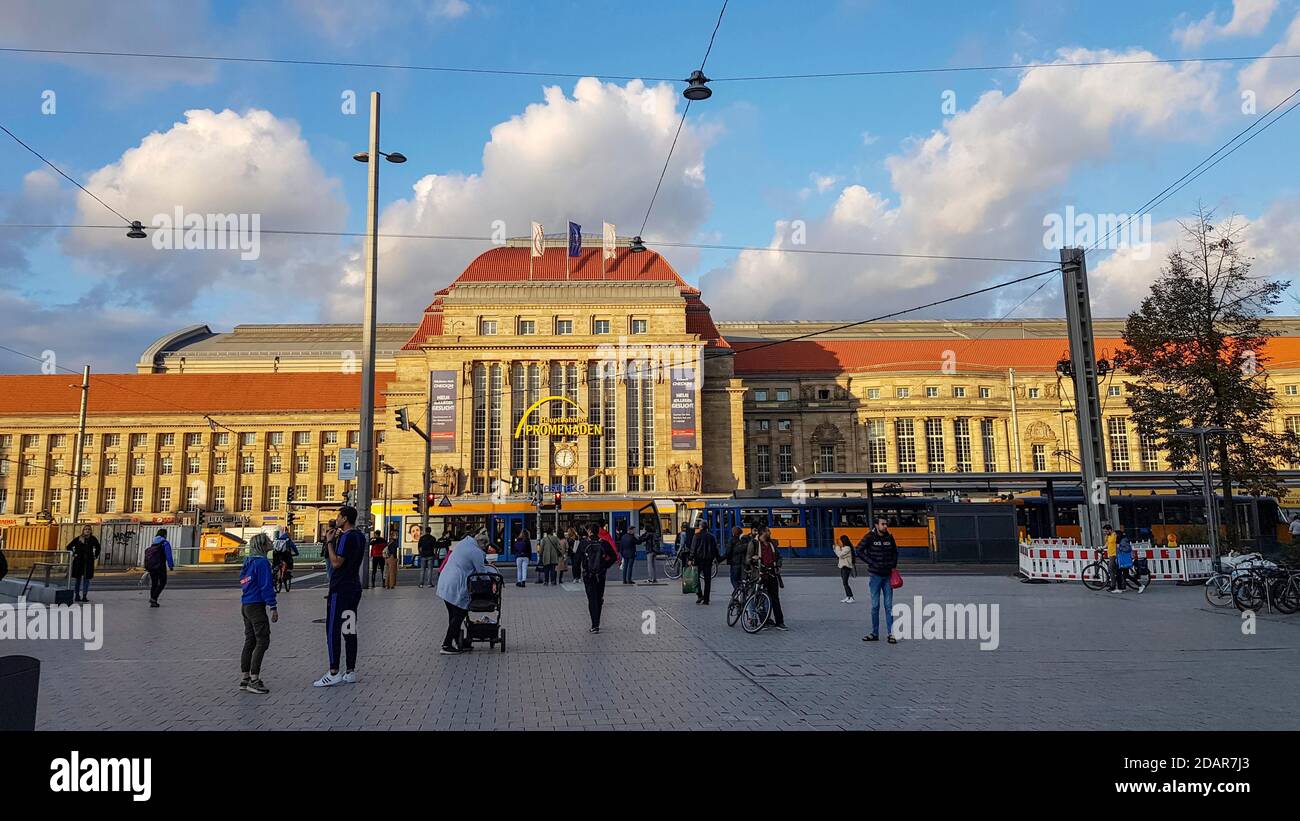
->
<box><xmin>394</xmin><ymin>407</ymin><xmax>410</xmax><ymax>431</ymax></box>
<box><xmin>553</xmin><ymin>492</ymin><xmax>562</xmax><ymax>511</ymax></box>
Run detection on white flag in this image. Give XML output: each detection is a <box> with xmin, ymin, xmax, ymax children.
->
<box><xmin>531</xmin><ymin>222</ymin><xmax>545</xmax><ymax>258</ymax></box>
<box><xmin>602</xmin><ymin>222</ymin><xmax>617</xmax><ymax>260</ymax></box>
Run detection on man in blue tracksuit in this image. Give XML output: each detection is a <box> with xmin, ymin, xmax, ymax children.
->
<box><xmin>144</xmin><ymin>529</ymin><xmax>175</xmax><ymax>607</ymax></box>
<box><xmin>315</xmin><ymin>505</ymin><xmax>365</xmax><ymax>687</ymax></box>
<box><xmin>239</xmin><ymin>533</ymin><xmax>279</xmax><ymax>694</ymax></box>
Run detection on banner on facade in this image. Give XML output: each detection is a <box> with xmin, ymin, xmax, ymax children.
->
<box><xmin>670</xmin><ymin>368</ymin><xmax>697</xmax><ymax>449</ymax></box>
<box><xmin>429</xmin><ymin>370</ymin><xmax>458</xmax><ymax>453</ymax></box>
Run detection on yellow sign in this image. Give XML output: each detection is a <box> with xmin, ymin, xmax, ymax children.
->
<box><xmin>513</xmin><ymin>395</ymin><xmax>605</xmax><ymax>438</ymax></box>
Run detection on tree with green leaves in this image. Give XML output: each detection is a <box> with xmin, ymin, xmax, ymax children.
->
<box><xmin>1116</xmin><ymin>208</ymin><xmax>1299</xmax><ymax>547</ymax></box>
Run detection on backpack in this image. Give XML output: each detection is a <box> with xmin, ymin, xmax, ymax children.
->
<box><xmin>583</xmin><ymin>540</ymin><xmax>606</xmax><ymax>576</ymax></box>
<box><xmin>144</xmin><ymin>542</ymin><xmax>165</xmax><ymax>572</ymax></box>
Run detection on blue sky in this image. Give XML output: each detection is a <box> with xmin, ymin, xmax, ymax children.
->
<box><xmin>1</xmin><ymin>0</ymin><xmax>1298</xmax><ymax>372</ymax></box>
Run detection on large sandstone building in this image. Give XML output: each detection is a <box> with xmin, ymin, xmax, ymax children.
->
<box><xmin>4</xmin><ymin>236</ymin><xmax>1300</xmax><ymax>537</ymax></box>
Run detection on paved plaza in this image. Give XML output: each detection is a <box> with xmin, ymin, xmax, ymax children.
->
<box><xmin>13</xmin><ymin>567</ymin><xmax>1300</xmax><ymax>731</ymax></box>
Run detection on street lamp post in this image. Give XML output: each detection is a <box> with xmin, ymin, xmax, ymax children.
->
<box><xmin>351</xmin><ymin>91</ymin><xmax>405</xmax><ymax>584</ymax></box>
<box><xmin>1173</xmin><ymin>426</ymin><xmax>1235</xmax><ymax>554</ymax></box>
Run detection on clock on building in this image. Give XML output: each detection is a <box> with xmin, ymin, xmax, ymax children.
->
<box><xmin>553</xmin><ymin>445</ymin><xmax>576</xmax><ymax>470</ymax></box>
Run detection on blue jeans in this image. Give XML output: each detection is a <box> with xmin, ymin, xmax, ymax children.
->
<box><xmin>868</xmin><ymin>574</ymin><xmax>894</xmax><ymax>637</ymax></box>
<box><xmin>76</xmin><ymin>576</ymin><xmax>91</xmax><ymax>597</ymax></box>
<box><xmin>622</xmin><ymin>550</ymin><xmax>637</xmax><ymax>583</ymax></box>
<box><xmin>729</xmin><ymin>562</ymin><xmax>744</xmax><ymax>592</ymax></box>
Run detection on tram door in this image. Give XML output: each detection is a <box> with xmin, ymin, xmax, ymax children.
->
<box><xmin>807</xmin><ymin>507</ymin><xmax>835</xmax><ymax>553</ymax></box>
<box><xmin>490</xmin><ymin>514</ymin><xmax>529</xmax><ymax>557</ymax></box>
<box><xmin>710</xmin><ymin>508</ymin><xmax>738</xmax><ymax>549</ymax></box>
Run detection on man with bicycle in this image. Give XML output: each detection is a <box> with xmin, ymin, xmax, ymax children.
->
<box><xmin>744</xmin><ymin>526</ymin><xmax>788</xmax><ymax>631</ymax></box>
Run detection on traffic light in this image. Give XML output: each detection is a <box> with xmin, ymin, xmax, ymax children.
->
<box><xmin>511</xmin><ymin>475</ymin><xmax>523</xmax><ymax>494</ymax></box>
<box><xmin>394</xmin><ymin>407</ymin><xmax>410</xmax><ymax>431</ymax></box>
<box><xmin>426</xmin><ymin>492</ymin><xmax>437</xmax><ymax>508</ymax></box>
<box><xmin>411</xmin><ymin>492</ymin><xmax>422</xmax><ymax>513</ymax></box>
<box><xmin>553</xmin><ymin>492</ymin><xmax>562</xmax><ymax>511</ymax></box>
<box><xmin>196</xmin><ymin>508</ymin><xmax>206</xmax><ymax>527</ymax></box>
<box><xmin>287</xmin><ymin>508</ymin><xmax>296</xmax><ymax>529</ymax></box>
<box><xmin>286</xmin><ymin>487</ymin><xmax>296</xmax><ymax>503</ymax></box>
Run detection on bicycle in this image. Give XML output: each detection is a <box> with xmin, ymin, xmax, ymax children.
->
<box><xmin>1232</xmin><ymin>561</ymin><xmax>1298</xmax><ymax>614</ymax></box>
<box><xmin>740</xmin><ymin>565</ymin><xmax>777</xmax><ymax>634</ymax></box>
<box><xmin>1080</xmin><ymin>547</ymin><xmax>1141</xmax><ymax>592</ymax></box>
<box><xmin>727</xmin><ymin>565</ymin><xmax>761</xmax><ymax>627</ymax></box>
<box><xmin>272</xmin><ymin>560</ymin><xmax>292</xmax><ymax>593</ymax></box>
<box><xmin>664</xmin><ymin>550</ymin><xmax>719</xmax><ymax>582</ymax></box>
<box><xmin>1204</xmin><ymin>553</ymin><xmax>1268</xmax><ymax>608</ymax></box>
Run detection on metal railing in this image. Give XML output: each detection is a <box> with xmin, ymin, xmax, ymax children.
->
<box><xmin>21</xmin><ymin>562</ymin><xmax>65</xmax><ymax>598</ymax></box>
<box><xmin>3</xmin><ymin>549</ymin><xmax>68</xmax><ymax>573</ymax></box>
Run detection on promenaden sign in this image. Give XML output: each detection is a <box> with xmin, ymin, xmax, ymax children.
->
<box><xmin>513</xmin><ymin>396</ymin><xmax>604</xmax><ymax>438</ymax></box>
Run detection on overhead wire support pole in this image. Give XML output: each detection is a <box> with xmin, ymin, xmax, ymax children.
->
<box><xmin>1060</xmin><ymin>247</ymin><xmax>1110</xmax><ymax>553</ymax></box>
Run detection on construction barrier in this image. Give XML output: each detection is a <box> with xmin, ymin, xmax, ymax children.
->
<box><xmin>1019</xmin><ymin>539</ymin><xmax>1216</xmax><ymax>583</ymax></box>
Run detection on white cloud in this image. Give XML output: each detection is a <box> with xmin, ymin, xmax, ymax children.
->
<box><xmin>62</xmin><ymin>108</ymin><xmax>348</xmax><ymax>313</ymax></box>
<box><xmin>0</xmin><ymin>170</ymin><xmax>64</xmax><ymax>282</ymax></box>
<box><xmin>1238</xmin><ymin>10</ymin><xmax>1300</xmax><ymax>108</ymax></box>
<box><xmin>861</xmin><ymin>131</ymin><xmax>879</xmax><ymax>146</ymax></box>
<box><xmin>326</xmin><ymin>77</ymin><xmax>714</xmax><ymax>321</ymax></box>
<box><xmin>701</xmin><ymin>49</ymin><xmax>1222</xmax><ymax>320</ymax></box>
<box><xmin>285</xmin><ymin>0</ymin><xmax>470</xmax><ymax>47</ymax></box>
<box><xmin>811</xmin><ymin>173</ymin><xmax>840</xmax><ymax>194</ymax></box>
<box><xmin>1174</xmin><ymin>0</ymin><xmax>1278</xmax><ymax>49</ymax></box>
<box><xmin>0</xmin><ymin>289</ymin><xmax>165</xmax><ymax>375</ymax></box>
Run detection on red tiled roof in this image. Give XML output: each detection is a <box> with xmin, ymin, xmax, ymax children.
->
<box><xmin>453</xmin><ymin>246</ymin><xmax>695</xmax><ymax>289</ymax></box>
<box><xmin>686</xmin><ymin>297</ymin><xmax>730</xmax><ymax>349</ymax></box>
<box><xmin>730</xmin><ymin>338</ymin><xmax>1129</xmax><ymax>374</ymax></box>
<box><xmin>0</xmin><ymin>372</ymin><xmax>397</xmax><ymax>416</ymax></box>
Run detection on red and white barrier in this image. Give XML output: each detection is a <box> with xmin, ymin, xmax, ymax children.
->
<box><xmin>1018</xmin><ymin>538</ymin><xmax>1216</xmax><ymax>582</ymax></box>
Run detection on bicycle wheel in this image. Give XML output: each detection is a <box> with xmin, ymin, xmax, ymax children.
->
<box><xmin>1081</xmin><ymin>561</ymin><xmax>1110</xmax><ymax>592</ymax></box>
<box><xmin>664</xmin><ymin>555</ymin><xmax>682</xmax><ymax>580</ymax></box>
<box><xmin>283</xmin><ymin>571</ymin><xmax>292</xmax><ymax>593</ymax></box>
<box><xmin>726</xmin><ymin>592</ymin><xmax>743</xmax><ymax>627</ymax></box>
<box><xmin>740</xmin><ymin>591</ymin><xmax>772</xmax><ymax>634</ymax></box>
<box><xmin>1271</xmin><ymin>576</ymin><xmax>1299</xmax><ymax>615</ymax></box>
<box><xmin>1204</xmin><ymin>575</ymin><xmax>1233</xmax><ymax>608</ymax></box>
<box><xmin>710</xmin><ymin>561</ymin><xmax>719</xmax><ymax>579</ymax></box>
<box><xmin>1232</xmin><ymin>576</ymin><xmax>1266</xmax><ymax>612</ymax></box>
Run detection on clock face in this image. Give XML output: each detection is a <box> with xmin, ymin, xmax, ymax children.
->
<box><xmin>554</xmin><ymin>447</ymin><xmax>575</xmax><ymax>470</ymax></box>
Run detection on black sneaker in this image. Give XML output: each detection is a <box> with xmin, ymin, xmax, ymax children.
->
<box><xmin>246</xmin><ymin>679</ymin><xmax>270</xmax><ymax>695</ymax></box>
<box><xmin>149</xmin><ymin>600</ymin><xmax>160</xmax><ymax>608</ymax></box>
<box><xmin>239</xmin><ymin>678</ymin><xmax>250</xmax><ymax>691</ymax></box>
<box><xmin>589</xmin><ymin>626</ymin><xmax>600</xmax><ymax>633</ymax></box>
<box><xmin>862</xmin><ymin>634</ymin><xmax>879</xmax><ymax>642</ymax></box>
<box><xmin>773</xmin><ymin>624</ymin><xmax>789</xmax><ymax>631</ymax></box>
<box><xmin>887</xmin><ymin>636</ymin><xmax>898</xmax><ymax>644</ymax></box>
<box><xmin>439</xmin><ymin>646</ymin><xmax>462</xmax><ymax>655</ymax></box>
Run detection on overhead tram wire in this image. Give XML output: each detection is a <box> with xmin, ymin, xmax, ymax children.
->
<box><xmin>639</xmin><ymin>0</ymin><xmax>728</xmax><ymax>237</ymax></box>
<box><xmin>2</xmin><ymin>46</ymin><xmax>1296</xmax><ymax>84</ymax></box>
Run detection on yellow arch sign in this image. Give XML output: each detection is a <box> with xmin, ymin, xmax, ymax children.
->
<box><xmin>513</xmin><ymin>395</ymin><xmax>604</xmax><ymax>438</ymax></box>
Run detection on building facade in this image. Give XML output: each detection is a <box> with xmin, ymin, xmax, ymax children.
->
<box><xmin>4</xmin><ymin>238</ymin><xmax>1300</xmax><ymax>536</ymax></box>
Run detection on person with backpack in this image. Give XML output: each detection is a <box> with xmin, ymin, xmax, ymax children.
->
<box><xmin>538</xmin><ymin>525</ymin><xmax>564</xmax><ymax>586</ymax></box>
<box><xmin>576</xmin><ymin>524</ymin><xmax>618</xmax><ymax>633</ymax></box>
<box><xmin>689</xmin><ymin>521</ymin><xmax>720</xmax><ymax>605</ymax></box>
<box><xmin>856</xmin><ymin>518</ymin><xmax>899</xmax><ymax>643</ymax></box>
<box><xmin>1113</xmin><ymin>527</ymin><xmax>1134</xmax><ymax>595</ymax></box>
<box><xmin>315</xmin><ymin>505</ymin><xmax>366</xmax><ymax>687</ymax></box>
<box><xmin>271</xmin><ymin>528</ymin><xmax>298</xmax><ymax>590</ymax></box>
<box><xmin>834</xmin><ymin>534</ymin><xmax>856</xmax><ymax>603</ymax></box>
<box><xmin>238</xmin><ymin>533</ymin><xmax>279</xmax><ymax>695</ymax></box>
<box><xmin>418</xmin><ymin>527</ymin><xmax>439</xmax><ymax>589</ymax></box>
<box><xmin>511</xmin><ymin>528</ymin><xmax>532</xmax><ymax>588</ymax></box>
<box><xmin>745</xmin><ymin>527</ymin><xmax>787</xmax><ymax>630</ymax></box>
<box><xmin>368</xmin><ymin>530</ymin><xmax>387</xmax><ymax>589</ymax></box>
<box><xmin>67</xmin><ymin>525</ymin><xmax>102</xmax><ymax>603</ymax></box>
<box><xmin>143</xmin><ymin>528</ymin><xmax>175</xmax><ymax>608</ymax></box>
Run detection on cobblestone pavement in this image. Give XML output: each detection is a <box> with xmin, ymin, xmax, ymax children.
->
<box><xmin>12</xmin><ymin>571</ymin><xmax>1300</xmax><ymax>730</ymax></box>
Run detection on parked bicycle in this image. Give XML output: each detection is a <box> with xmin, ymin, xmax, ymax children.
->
<box><xmin>1204</xmin><ymin>552</ymin><xmax>1269</xmax><ymax>608</ymax></box>
<box><xmin>1231</xmin><ymin>560</ymin><xmax>1299</xmax><ymax>614</ymax></box>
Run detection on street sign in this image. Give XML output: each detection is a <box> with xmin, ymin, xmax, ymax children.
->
<box><xmin>338</xmin><ymin>448</ymin><xmax>358</xmax><ymax>481</ymax></box>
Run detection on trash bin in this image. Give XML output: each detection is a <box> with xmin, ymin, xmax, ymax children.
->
<box><xmin>0</xmin><ymin>655</ymin><xmax>40</xmax><ymax>731</ymax></box>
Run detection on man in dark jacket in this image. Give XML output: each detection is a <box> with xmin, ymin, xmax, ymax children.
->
<box><xmin>689</xmin><ymin>522</ymin><xmax>720</xmax><ymax>605</ymax></box>
<box><xmin>722</xmin><ymin>526</ymin><xmax>749</xmax><ymax>594</ymax></box>
<box><xmin>618</xmin><ymin>525</ymin><xmax>649</xmax><ymax>585</ymax></box>
<box><xmin>856</xmin><ymin>518</ymin><xmax>899</xmax><ymax>643</ymax></box>
<box><xmin>67</xmin><ymin>525</ymin><xmax>101</xmax><ymax>603</ymax></box>
<box><xmin>576</xmin><ymin>527</ymin><xmax>618</xmax><ymax>633</ymax></box>
<box><xmin>417</xmin><ymin>527</ymin><xmax>439</xmax><ymax>588</ymax></box>
<box><xmin>673</xmin><ymin>523</ymin><xmax>693</xmax><ymax>564</ymax></box>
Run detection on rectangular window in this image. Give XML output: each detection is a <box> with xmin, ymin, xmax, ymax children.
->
<box><xmin>239</xmin><ymin>486</ymin><xmax>253</xmax><ymax>512</ymax></box>
<box><xmin>159</xmin><ymin>433</ymin><xmax>175</xmax><ymax>447</ymax></box>
<box><xmin>1287</xmin><ymin>385</ymin><xmax>1298</xmax><ymax>396</ymax></box>
<box><xmin>758</xmin><ymin>420</ymin><xmax>770</xmax><ymax>431</ymax></box>
<box><xmin>159</xmin><ymin>456</ymin><xmax>173</xmax><ymax>475</ymax></box>
<box><xmin>240</xmin><ymin>432</ymin><xmax>256</xmax><ymax>446</ymax></box>
<box><xmin>480</xmin><ymin>319</ymin><xmax>497</xmax><ymax>335</ymax></box>
<box><xmin>130</xmin><ymin>487</ymin><xmax>144</xmax><ymax>513</ymax></box>
<box><xmin>322</xmin><ymin>484</ymin><xmax>335</xmax><ymax>501</ymax></box>
<box><xmin>101</xmin><ymin>433</ymin><xmax>119</xmax><ymax>448</ymax></box>
<box><xmin>754</xmin><ymin>390</ymin><xmax>768</xmax><ymax>401</ymax></box>
<box><xmin>1139</xmin><ymin>431</ymin><xmax>1161</xmax><ymax>471</ymax></box>
<box><xmin>816</xmin><ymin>388</ymin><xmax>831</xmax><ymax>400</ymax></box>
<box><xmin>296</xmin><ymin>454</ymin><xmax>310</xmax><ymax>473</ymax></box>
<box><xmin>954</xmin><ymin>418</ymin><xmax>972</xmax><ymax>472</ymax></box>
<box><xmin>269</xmin><ymin>455</ymin><xmax>282</xmax><ymax>473</ymax></box>
<box><xmin>214</xmin><ymin>456</ymin><xmax>228</xmax><ymax>475</ymax></box>
<box><xmin>0</xmin><ymin>488</ymin><xmax>9</xmax><ymax>514</ymax></box>
<box><xmin>867</xmin><ymin>388</ymin><xmax>880</xmax><ymax>400</ymax></box>
<box><xmin>517</xmin><ymin>319</ymin><xmax>536</xmax><ymax>335</ymax></box>
<box><xmin>267</xmin><ymin>485</ymin><xmax>281</xmax><ymax>510</ymax></box>
<box><xmin>592</xmin><ymin>319</ymin><xmax>611</xmax><ymax>335</ymax></box>
<box><xmin>925</xmin><ymin>418</ymin><xmax>945</xmax><ymax>472</ymax></box>
<box><xmin>979</xmin><ymin>387</ymin><xmax>991</xmax><ymax>399</ymax></box>
<box><xmin>81</xmin><ymin>434</ymin><xmax>93</xmax><ymax>450</ymax></box>
<box><xmin>896</xmin><ymin>387</ymin><xmax>910</xmax><ymax>399</ymax></box>
<box><xmin>1108</xmin><ymin>386</ymin><xmax>1122</xmax><ymax>397</ymax></box>
<box><xmin>555</xmin><ymin>319</ymin><xmax>573</xmax><ymax>335</ymax></box>
<box><xmin>895</xmin><ymin>419</ymin><xmax>917</xmax><ymax>473</ymax></box>
<box><xmin>1032</xmin><ymin>444</ymin><xmax>1047</xmax><ymax>471</ymax></box>
<box><xmin>102</xmin><ymin>487</ymin><xmax>117</xmax><ymax>514</ymax></box>
<box><xmin>324</xmin><ymin>431</ymin><xmax>338</xmax><ymax>445</ymax></box>
<box><xmin>269</xmin><ymin>431</ymin><xmax>285</xmax><ymax>446</ymax></box>
<box><xmin>1028</xmin><ymin>388</ymin><xmax>1041</xmax><ymax>399</ymax></box>
<box><xmin>776</xmin><ymin>389</ymin><xmax>791</xmax><ymax>401</ymax></box>
<box><xmin>981</xmin><ymin>418</ymin><xmax>997</xmax><ymax>472</ymax></box>
<box><xmin>324</xmin><ymin>454</ymin><xmax>337</xmax><ymax>474</ymax></box>
<box><xmin>778</xmin><ymin>419</ymin><xmax>792</xmax><ymax>432</ymax></box>
<box><xmin>778</xmin><ymin>444</ymin><xmax>793</xmax><ymax>483</ymax></box>
<box><xmin>630</xmin><ymin>319</ymin><xmax>648</xmax><ymax>335</ymax></box>
<box><xmin>48</xmin><ymin>488</ymin><xmax>62</xmax><ymax>515</ymax></box>
<box><xmin>925</xmin><ymin>387</ymin><xmax>939</xmax><ymax>398</ymax></box>
<box><xmin>0</xmin><ymin>434</ymin><xmax>11</xmax><ymax>449</ymax></box>
<box><xmin>1107</xmin><ymin>417</ymin><xmax>1131</xmax><ymax>471</ymax></box>
<box><xmin>214</xmin><ymin>433</ymin><xmax>229</xmax><ymax>447</ymax></box>
<box><xmin>185</xmin><ymin>432</ymin><xmax>202</xmax><ymax>447</ymax></box>
<box><xmin>106</xmin><ymin>457</ymin><xmax>119</xmax><ymax>476</ymax></box>
<box><xmin>953</xmin><ymin>387</ymin><xmax>966</xmax><ymax>398</ymax></box>
<box><xmin>241</xmin><ymin>455</ymin><xmax>255</xmax><ymax>474</ymax></box>
<box><xmin>212</xmin><ymin>486</ymin><xmax>227</xmax><ymax>512</ymax></box>
<box><xmin>818</xmin><ymin>444</ymin><xmax>836</xmax><ymax>473</ymax></box>
<box><xmin>865</xmin><ymin>419</ymin><xmax>887</xmax><ymax>472</ymax></box>
<box><xmin>133</xmin><ymin>457</ymin><xmax>146</xmax><ymax>476</ymax></box>
<box><xmin>472</xmin><ymin>363</ymin><xmax>505</xmax><ymax>490</ymax></box>
<box><xmin>157</xmin><ymin>486</ymin><xmax>172</xmax><ymax>512</ymax></box>
<box><xmin>295</xmin><ymin>484</ymin><xmax>308</xmax><ymax>503</ymax></box>
<box><xmin>50</xmin><ymin>434</ymin><xmax>66</xmax><ymax>449</ymax></box>
<box><xmin>756</xmin><ymin>444</ymin><xmax>771</xmax><ymax>484</ymax></box>
<box><xmin>186</xmin><ymin>456</ymin><xmax>200</xmax><ymax>474</ymax></box>
<box><xmin>295</xmin><ymin>431</ymin><xmax>311</xmax><ymax>446</ymax></box>
<box><xmin>21</xmin><ymin>434</ymin><xmax>38</xmax><ymax>449</ymax></box>
<box><xmin>21</xmin><ymin>488</ymin><xmax>36</xmax><ymax>514</ymax></box>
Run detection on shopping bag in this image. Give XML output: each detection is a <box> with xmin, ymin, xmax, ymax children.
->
<box><xmin>889</xmin><ymin>568</ymin><xmax>903</xmax><ymax>590</ymax></box>
<box><xmin>682</xmin><ymin>566</ymin><xmax>700</xmax><ymax>595</ymax></box>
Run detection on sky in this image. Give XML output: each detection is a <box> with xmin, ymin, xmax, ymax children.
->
<box><xmin>0</xmin><ymin>0</ymin><xmax>1298</xmax><ymax>374</ymax></box>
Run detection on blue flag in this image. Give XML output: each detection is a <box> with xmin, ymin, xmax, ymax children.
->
<box><xmin>568</xmin><ymin>222</ymin><xmax>582</xmax><ymax>257</ymax></box>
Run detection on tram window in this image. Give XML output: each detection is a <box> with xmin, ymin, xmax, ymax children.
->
<box><xmin>874</xmin><ymin>506</ymin><xmax>926</xmax><ymax>528</ymax></box>
<box><xmin>1053</xmin><ymin>506</ymin><xmax>1080</xmax><ymax>525</ymax></box>
<box><xmin>771</xmin><ymin>508</ymin><xmax>800</xmax><ymax>527</ymax></box>
<box><xmin>839</xmin><ymin>508</ymin><xmax>872</xmax><ymax>527</ymax></box>
<box><xmin>740</xmin><ymin>508</ymin><xmax>769</xmax><ymax>529</ymax></box>
<box><xmin>1129</xmin><ymin>501</ymin><xmax>1160</xmax><ymax>529</ymax></box>
<box><xmin>1162</xmin><ymin>500</ymin><xmax>1206</xmax><ymax>525</ymax></box>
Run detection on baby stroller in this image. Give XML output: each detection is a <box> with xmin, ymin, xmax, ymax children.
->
<box><xmin>461</xmin><ymin>572</ymin><xmax>505</xmax><ymax>652</ymax></box>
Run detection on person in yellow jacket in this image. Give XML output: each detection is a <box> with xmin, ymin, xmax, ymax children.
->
<box><xmin>1103</xmin><ymin>524</ymin><xmax>1122</xmax><ymax>592</ymax></box>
